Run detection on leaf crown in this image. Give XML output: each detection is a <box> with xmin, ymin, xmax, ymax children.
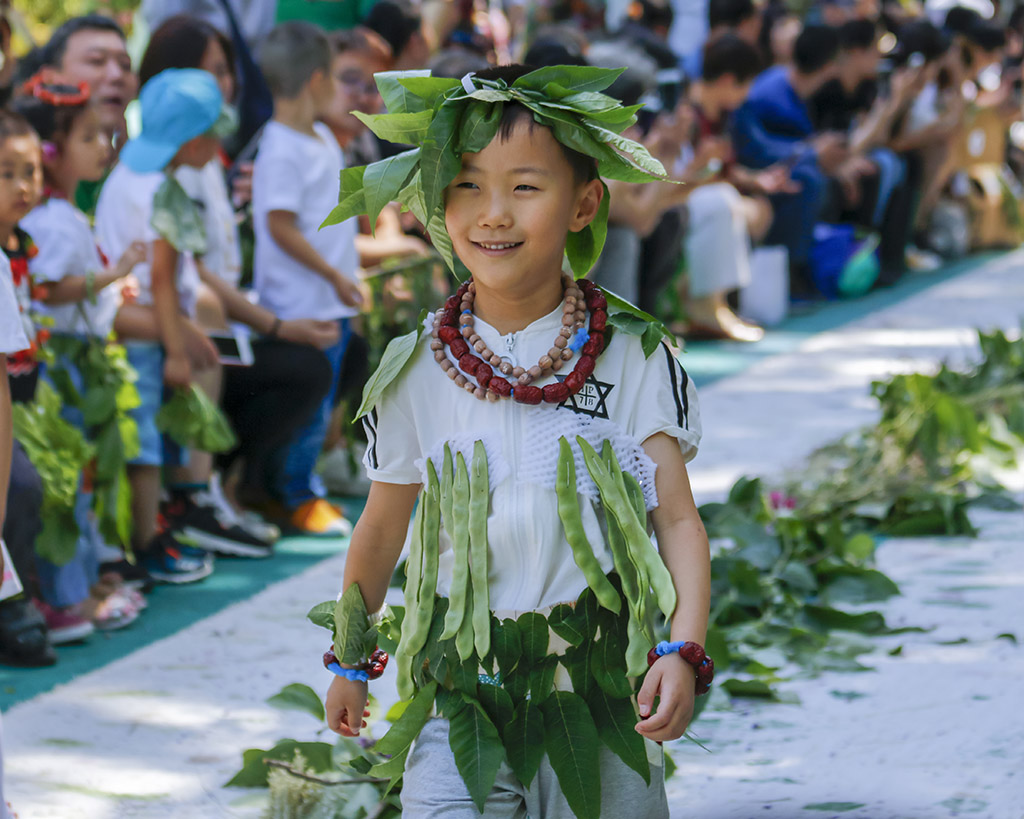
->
<box><xmin>321</xmin><ymin>64</ymin><xmax>671</xmax><ymax>278</ymax></box>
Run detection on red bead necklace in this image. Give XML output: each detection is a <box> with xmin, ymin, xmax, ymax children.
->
<box><xmin>431</xmin><ymin>276</ymin><xmax>608</xmax><ymax>404</ymax></box>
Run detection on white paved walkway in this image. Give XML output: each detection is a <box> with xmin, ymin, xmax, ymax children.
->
<box><xmin>6</xmin><ymin>251</ymin><xmax>1024</xmax><ymax>818</ymax></box>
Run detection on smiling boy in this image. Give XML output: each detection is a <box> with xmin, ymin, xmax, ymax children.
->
<box><xmin>319</xmin><ymin>64</ymin><xmax>711</xmax><ymax>818</ymax></box>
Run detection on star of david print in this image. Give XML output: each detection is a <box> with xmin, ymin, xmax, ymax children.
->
<box><xmin>555</xmin><ymin>375</ymin><xmax>613</xmax><ymax>419</ymax></box>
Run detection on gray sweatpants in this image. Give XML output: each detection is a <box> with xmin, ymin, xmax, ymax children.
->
<box><xmin>402</xmin><ymin>717</ymin><xmax>670</xmax><ymax>818</ymax></box>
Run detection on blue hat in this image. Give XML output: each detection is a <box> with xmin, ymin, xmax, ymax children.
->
<box><xmin>120</xmin><ymin>68</ymin><xmax>225</xmax><ymax>174</ymax></box>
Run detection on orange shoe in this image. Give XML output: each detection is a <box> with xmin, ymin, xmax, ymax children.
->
<box><xmin>289</xmin><ymin>498</ymin><xmax>354</xmax><ymax>537</ymax></box>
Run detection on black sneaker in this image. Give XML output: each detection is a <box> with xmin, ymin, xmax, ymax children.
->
<box><xmin>162</xmin><ymin>493</ymin><xmax>273</xmax><ymax>559</ymax></box>
<box><xmin>140</xmin><ymin>531</ymin><xmax>214</xmax><ymax>584</ymax></box>
<box><xmin>99</xmin><ymin>558</ymin><xmax>156</xmax><ymax>593</ymax></box>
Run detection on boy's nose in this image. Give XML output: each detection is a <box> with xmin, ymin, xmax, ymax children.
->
<box><xmin>478</xmin><ymin>195</ymin><xmax>512</xmax><ymax>228</ymax></box>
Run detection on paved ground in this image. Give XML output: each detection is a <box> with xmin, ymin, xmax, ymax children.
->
<box><xmin>5</xmin><ymin>251</ymin><xmax>1024</xmax><ymax>818</ymax></box>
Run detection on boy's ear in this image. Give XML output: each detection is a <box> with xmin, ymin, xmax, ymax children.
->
<box><xmin>569</xmin><ymin>178</ymin><xmax>604</xmax><ymax>232</ymax></box>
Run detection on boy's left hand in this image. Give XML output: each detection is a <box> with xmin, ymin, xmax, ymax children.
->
<box><xmin>635</xmin><ymin>653</ymin><xmax>696</xmax><ymax>742</ymax></box>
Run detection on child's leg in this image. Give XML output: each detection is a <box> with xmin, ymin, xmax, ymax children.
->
<box><xmin>128</xmin><ymin>465</ymin><xmax>161</xmax><ymax>551</ymax></box>
<box><xmin>33</xmin><ymin>489</ymin><xmax>96</xmax><ymax>608</ymax></box>
<box><xmin>124</xmin><ymin>343</ymin><xmax>166</xmax><ymax>552</ymax></box>
<box><xmin>277</xmin><ymin>319</ymin><xmax>352</xmax><ymax>509</ymax></box>
<box><xmin>401</xmin><ymin>718</ymin><xmax>528</xmax><ymax>818</ymax></box>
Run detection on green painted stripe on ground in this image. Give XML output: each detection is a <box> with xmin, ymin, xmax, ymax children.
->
<box><xmin>0</xmin><ymin>252</ymin><xmax>1005</xmax><ymax>709</ymax></box>
<box><xmin>0</xmin><ymin>497</ymin><xmax>364</xmax><ymax>709</ymax></box>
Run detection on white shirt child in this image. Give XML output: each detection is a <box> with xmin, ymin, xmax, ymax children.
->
<box><xmin>94</xmin><ymin>162</ymin><xmax>201</xmax><ymax>318</ymax></box>
<box><xmin>364</xmin><ymin>308</ymin><xmax>701</xmax><ymax>613</ymax></box>
<box><xmin>176</xmin><ymin>159</ymin><xmax>242</xmax><ymax>289</ymax></box>
<box><xmin>252</xmin><ymin>120</ymin><xmax>359</xmax><ymax>323</ymax></box>
<box><xmin>22</xmin><ymin>198</ymin><xmax>119</xmax><ymax>338</ymax></box>
<box><xmin>0</xmin><ymin>252</ymin><xmax>29</xmax><ymax>355</ymax></box>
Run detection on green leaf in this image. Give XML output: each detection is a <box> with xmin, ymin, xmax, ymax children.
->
<box><xmin>503</xmin><ymin>700</ymin><xmax>545</xmax><ymax>788</ymax></box>
<box><xmin>842</xmin><ymin>533</ymin><xmax>876</xmax><ymax>562</ymax></box>
<box><xmin>721</xmin><ymin>678</ymin><xmax>777</xmax><ymax>699</ymax></box>
<box><xmin>541</xmin><ymin>691</ymin><xmax>602</xmax><ymax>819</ymax></box>
<box><xmin>375</xmin><ymin>69</ymin><xmax>432</xmax><ymax>113</ymax></box>
<box><xmin>491</xmin><ymin>618</ymin><xmax>522</xmax><ymax>676</ymax></box>
<box><xmin>321</xmin><ymin>165</ymin><xmax>366</xmax><ymax>228</ymax></box>
<box><xmin>353</xmin><ymin>109</ymin><xmax>434</xmax><ymax>144</ymax></box>
<box><xmin>564</xmin><ymin>180</ymin><xmax>609</xmax><ymax>278</ymax></box>
<box><xmin>373</xmin><ymin>680</ymin><xmax>437</xmax><ymax>756</ymax></box>
<box><xmin>803</xmin><ymin>605</ymin><xmax>888</xmax><ymax>634</ymax></box>
<box><xmin>368</xmin><ymin>746</ymin><xmax>410</xmax><ymax>794</ymax></box>
<box><xmin>397</xmin><ymin>75</ymin><xmax>462</xmax><ymax>108</ymax></box>
<box><xmin>517</xmin><ymin>612</ymin><xmax>549</xmax><ymax>662</ymax></box>
<box><xmin>590</xmin><ymin>626</ymin><xmax>631</xmax><ymax>698</ymax></box>
<box><xmin>548</xmin><ymin>604</ymin><xmax>586</xmax><ymax>646</ymax></box>
<box><xmin>586</xmin><ymin>689</ymin><xmax>650</xmax><ymax>785</ymax></box>
<box><xmin>589</xmin><ymin>123</ymin><xmax>668</xmax><ymax>177</ymax></box>
<box><xmin>81</xmin><ymin>387</ymin><xmax>117</xmax><ymax>426</ymax></box>
<box><xmin>529</xmin><ymin>654</ymin><xmax>559</xmax><ymax>704</ymax></box>
<box><xmin>457</xmin><ymin>100</ymin><xmax>504</xmax><ymax>154</ymax></box>
<box><xmin>306</xmin><ymin>600</ymin><xmax>335</xmax><ymax>631</ymax></box>
<box><xmin>477</xmin><ymin>683</ymin><xmax>515</xmax><ymax>732</ymax></box>
<box><xmin>599</xmin><ymin>287</ymin><xmax>674</xmax><ymax>354</ymax></box>
<box><xmin>514</xmin><ymin>65</ymin><xmax>625</xmax><ymax>95</ymax></box>
<box><xmin>820</xmin><ymin>569</ymin><xmax>900</xmax><ymax>605</ymax></box>
<box><xmin>266</xmin><ymin>683</ymin><xmax>325</xmax><ymax>722</ymax></box>
<box><xmin>333</xmin><ymin>585</ymin><xmax>370</xmax><ymax>665</ymax></box>
<box><xmin>362</xmin><ymin>149</ymin><xmax>420</xmax><ymax>231</ymax></box>
<box><xmin>447</xmin><ymin>694</ymin><xmax>506</xmax><ymax>813</ymax></box>
<box><xmin>354</xmin><ymin>314</ymin><xmax>427</xmax><ymax>420</ymax></box>
<box><xmin>419</xmin><ymin>101</ymin><xmax>462</xmax><ymax>226</ymax></box>
<box><xmin>225</xmin><ymin>740</ymin><xmax>334</xmax><ymax>787</ymax></box>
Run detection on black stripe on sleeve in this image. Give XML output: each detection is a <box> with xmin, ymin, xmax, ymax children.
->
<box><xmin>362</xmin><ymin>407</ymin><xmax>379</xmax><ymax>469</ymax></box>
<box><xmin>662</xmin><ymin>343</ymin><xmax>687</xmax><ymax>430</ymax></box>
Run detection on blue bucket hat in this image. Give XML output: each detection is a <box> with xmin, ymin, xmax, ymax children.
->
<box><xmin>120</xmin><ymin>68</ymin><xmax>228</xmax><ymax>174</ymax></box>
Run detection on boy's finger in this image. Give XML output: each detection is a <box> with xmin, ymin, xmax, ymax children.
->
<box><xmin>636</xmin><ymin>700</ymin><xmax>675</xmax><ymax>734</ymax></box>
<box><xmin>636</xmin><ymin>667</ymin><xmax>660</xmax><ymax>718</ymax></box>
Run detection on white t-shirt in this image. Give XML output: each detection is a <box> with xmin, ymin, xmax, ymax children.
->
<box><xmin>176</xmin><ymin>159</ymin><xmax>242</xmax><ymax>289</ymax></box>
<box><xmin>94</xmin><ymin>162</ymin><xmax>200</xmax><ymax>318</ymax></box>
<box><xmin>252</xmin><ymin>120</ymin><xmax>359</xmax><ymax>322</ymax></box>
<box><xmin>0</xmin><ymin>253</ymin><xmax>29</xmax><ymax>355</ymax></box>
<box><xmin>363</xmin><ymin>307</ymin><xmax>701</xmax><ymax>612</ymax></box>
<box><xmin>22</xmin><ymin>198</ymin><xmax>118</xmax><ymax>337</ymax></box>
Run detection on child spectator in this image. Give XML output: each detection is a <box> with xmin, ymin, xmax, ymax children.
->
<box><xmin>0</xmin><ymin>110</ymin><xmax>53</xmax><ymax>668</ymax></box>
<box><xmin>15</xmin><ymin>72</ymin><xmax>147</xmax><ymax>634</ymax></box>
<box><xmin>95</xmin><ymin>68</ymin><xmax>232</xmax><ymax>583</ymax></box>
<box><xmin>324</xmin><ymin>64</ymin><xmax>710</xmax><ymax>816</ymax></box>
<box><xmin>253</xmin><ymin>21</ymin><xmax>363</xmax><ymax>537</ymax></box>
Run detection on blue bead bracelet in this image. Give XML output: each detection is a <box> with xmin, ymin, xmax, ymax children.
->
<box><xmin>327</xmin><ymin>662</ymin><xmax>369</xmax><ymax>682</ymax></box>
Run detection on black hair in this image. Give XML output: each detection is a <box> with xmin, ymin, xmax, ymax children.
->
<box><xmin>10</xmin><ymin>81</ymin><xmax>90</xmax><ymax>145</ymax></box>
<box><xmin>473</xmin><ymin>64</ymin><xmax>598</xmax><ymax>184</ymax></box>
<box><xmin>628</xmin><ymin>0</ymin><xmax>675</xmax><ymax>29</ymax></box>
<box><xmin>839</xmin><ymin>18</ymin><xmax>878</xmax><ymax>51</ymax></box>
<box><xmin>362</xmin><ymin>0</ymin><xmax>422</xmax><ymax>58</ymax></box>
<box><xmin>42</xmin><ymin>15</ymin><xmax>126</xmax><ymax>68</ymax></box>
<box><xmin>964</xmin><ymin>20</ymin><xmax>1006</xmax><ymax>52</ymax></box>
<box><xmin>138</xmin><ymin>15</ymin><xmax>236</xmax><ymax>90</ymax></box>
<box><xmin>703</xmin><ymin>32</ymin><xmax>763</xmax><ymax>82</ymax></box>
<box><xmin>944</xmin><ymin>6</ymin><xmax>982</xmax><ymax>34</ymax></box>
<box><xmin>793</xmin><ymin>24</ymin><xmax>840</xmax><ymax>74</ymax></box>
<box><xmin>709</xmin><ymin>0</ymin><xmax>757</xmax><ymax>30</ymax></box>
<box><xmin>892</xmin><ymin>19</ymin><xmax>951</xmax><ymax>65</ymax></box>
<box><xmin>0</xmin><ymin>109</ymin><xmax>39</xmax><ymax>144</ymax></box>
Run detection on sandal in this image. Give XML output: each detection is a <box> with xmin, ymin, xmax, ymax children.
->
<box><xmin>0</xmin><ymin>598</ymin><xmax>57</xmax><ymax>667</ymax></box>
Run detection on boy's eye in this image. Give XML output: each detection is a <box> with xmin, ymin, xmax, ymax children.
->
<box><xmin>515</xmin><ymin>184</ymin><xmax>538</xmax><ymax>192</ymax></box>
<box><xmin>455</xmin><ymin>181</ymin><xmax>478</xmax><ymax>190</ymax></box>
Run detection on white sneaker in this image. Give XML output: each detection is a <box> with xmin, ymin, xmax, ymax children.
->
<box><xmin>905</xmin><ymin>246</ymin><xmax>942</xmax><ymax>271</ymax></box>
<box><xmin>206</xmin><ymin>473</ymin><xmax>280</xmax><ymax>544</ymax></box>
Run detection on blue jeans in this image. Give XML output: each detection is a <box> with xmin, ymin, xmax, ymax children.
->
<box><xmin>276</xmin><ymin>318</ymin><xmax>352</xmax><ymax>508</ymax></box>
<box><xmin>766</xmin><ymin>155</ymin><xmax>830</xmax><ymax>266</ymax></box>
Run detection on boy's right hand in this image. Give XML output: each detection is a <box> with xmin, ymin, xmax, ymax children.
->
<box><xmin>331</xmin><ymin>272</ymin><xmax>366</xmax><ymax>310</ymax></box>
<box><xmin>182</xmin><ymin>319</ymin><xmax>219</xmax><ymax>370</ymax></box>
<box><xmin>325</xmin><ymin>675</ymin><xmax>370</xmax><ymax>736</ymax></box>
<box><xmin>163</xmin><ymin>352</ymin><xmax>192</xmax><ymax>388</ymax></box>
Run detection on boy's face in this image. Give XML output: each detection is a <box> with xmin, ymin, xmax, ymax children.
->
<box><xmin>309</xmin><ymin>66</ymin><xmax>338</xmax><ymax>118</ymax></box>
<box><xmin>324</xmin><ymin>51</ymin><xmax>385</xmax><ymax>136</ymax></box>
<box><xmin>0</xmin><ymin>134</ymin><xmax>42</xmax><ymax>228</ymax></box>
<box><xmin>61</xmin><ymin>106</ymin><xmax>110</xmax><ymax>184</ymax></box>
<box><xmin>445</xmin><ymin>120</ymin><xmax>602</xmax><ymax>298</ymax></box>
<box><xmin>714</xmin><ymin>75</ymin><xmax>754</xmax><ymax>112</ymax></box>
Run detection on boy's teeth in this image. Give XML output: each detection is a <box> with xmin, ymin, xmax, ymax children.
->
<box><xmin>479</xmin><ymin>242</ymin><xmax>518</xmax><ymax>249</ymax></box>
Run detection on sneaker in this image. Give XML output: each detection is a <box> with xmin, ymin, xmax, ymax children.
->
<box><xmin>0</xmin><ymin>599</ymin><xmax>58</xmax><ymax>667</ymax></box>
<box><xmin>905</xmin><ymin>246</ymin><xmax>942</xmax><ymax>271</ymax></box>
<box><xmin>319</xmin><ymin>444</ymin><xmax>372</xmax><ymax>496</ymax></box>
<box><xmin>206</xmin><ymin>473</ymin><xmax>280</xmax><ymax>544</ymax></box>
<box><xmin>32</xmin><ymin>600</ymin><xmax>95</xmax><ymax>645</ymax></box>
<box><xmin>140</xmin><ymin>531</ymin><xmax>214</xmax><ymax>584</ymax></box>
<box><xmin>162</xmin><ymin>492</ymin><xmax>273</xmax><ymax>558</ymax></box>
<box><xmin>91</xmin><ymin>590</ymin><xmax>141</xmax><ymax>632</ymax></box>
<box><xmin>99</xmin><ymin>557</ymin><xmax>156</xmax><ymax>593</ymax></box>
<box><xmin>289</xmin><ymin>498</ymin><xmax>354</xmax><ymax>538</ymax></box>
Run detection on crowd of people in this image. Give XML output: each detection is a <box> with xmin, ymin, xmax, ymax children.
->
<box><xmin>1</xmin><ymin>0</ymin><xmax>1023</xmax><ymax>671</ymax></box>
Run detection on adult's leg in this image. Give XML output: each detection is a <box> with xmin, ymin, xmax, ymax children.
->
<box><xmin>767</xmin><ymin>158</ymin><xmax>830</xmax><ymax>296</ymax></box>
<box><xmin>589</xmin><ymin>225</ymin><xmax>641</xmax><ymax>305</ymax></box>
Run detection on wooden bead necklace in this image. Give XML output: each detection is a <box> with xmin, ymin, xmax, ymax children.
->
<box><xmin>431</xmin><ymin>275</ymin><xmax>609</xmax><ymax>404</ymax></box>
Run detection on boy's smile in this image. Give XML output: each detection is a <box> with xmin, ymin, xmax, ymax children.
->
<box><xmin>444</xmin><ymin>117</ymin><xmax>601</xmax><ymax>331</ymax></box>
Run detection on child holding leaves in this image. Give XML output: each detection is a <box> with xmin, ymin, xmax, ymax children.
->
<box><xmin>316</xmin><ymin>64</ymin><xmax>711</xmax><ymax>818</ymax></box>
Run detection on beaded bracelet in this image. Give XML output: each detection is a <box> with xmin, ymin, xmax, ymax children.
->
<box><xmin>323</xmin><ymin>647</ymin><xmax>389</xmax><ymax>681</ymax></box>
<box><xmin>647</xmin><ymin>640</ymin><xmax>715</xmax><ymax>695</ymax></box>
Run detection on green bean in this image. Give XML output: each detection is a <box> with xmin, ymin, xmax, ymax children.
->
<box><xmin>441</xmin><ymin>451</ymin><xmax>472</xmax><ymax>640</ymax></box>
<box><xmin>403</xmin><ymin>460</ymin><xmax>441</xmax><ymax>658</ymax></box>
<box><xmin>625</xmin><ymin>607</ymin><xmax>652</xmax><ymax>677</ymax></box>
<box><xmin>468</xmin><ymin>441</ymin><xmax>491</xmax><ymax>658</ymax></box>
<box><xmin>439</xmin><ymin>443</ymin><xmax>455</xmax><ymax>537</ymax></box>
<box><xmin>396</xmin><ymin>490</ymin><xmax>426</xmax><ymax>659</ymax></box>
<box><xmin>556</xmin><ymin>437</ymin><xmax>621</xmax><ymax>614</ymax></box>
<box><xmin>578</xmin><ymin>437</ymin><xmax>677</xmax><ymax>621</ymax></box>
<box><xmin>621</xmin><ymin>472</ymin><xmax>647</xmax><ymax>529</ymax></box>
<box><xmin>396</xmin><ymin>649</ymin><xmax>416</xmax><ymax>700</ymax></box>
<box><xmin>456</xmin><ymin>584</ymin><xmax>476</xmax><ymax>661</ymax></box>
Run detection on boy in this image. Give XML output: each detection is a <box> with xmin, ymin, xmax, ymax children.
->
<box><xmin>321</xmin><ymin>65</ymin><xmax>711</xmax><ymax>817</ymax></box>
<box><xmin>95</xmin><ymin>68</ymin><xmax>232</xmax><ymax>583</ymax></box>
<box><xmin>253</xmin><ymin>21</ymin><xmax>364</xmax><ymax>537</ymax></box>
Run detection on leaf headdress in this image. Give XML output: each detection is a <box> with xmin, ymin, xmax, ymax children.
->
<box><xmin>322</xmin><ymin>64</ymin><xmax>672</xmax><ymax>278</ymax></box>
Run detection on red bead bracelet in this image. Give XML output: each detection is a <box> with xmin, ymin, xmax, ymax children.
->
<box><xmin>323</xmin><ymin>646</ymin><xmax>389</xmax><ymax>680</ymax></box>
<box><xmin>647</xmin><ymin>640</ymin><xmax>715</xmax><ymax>695</ymax></box>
